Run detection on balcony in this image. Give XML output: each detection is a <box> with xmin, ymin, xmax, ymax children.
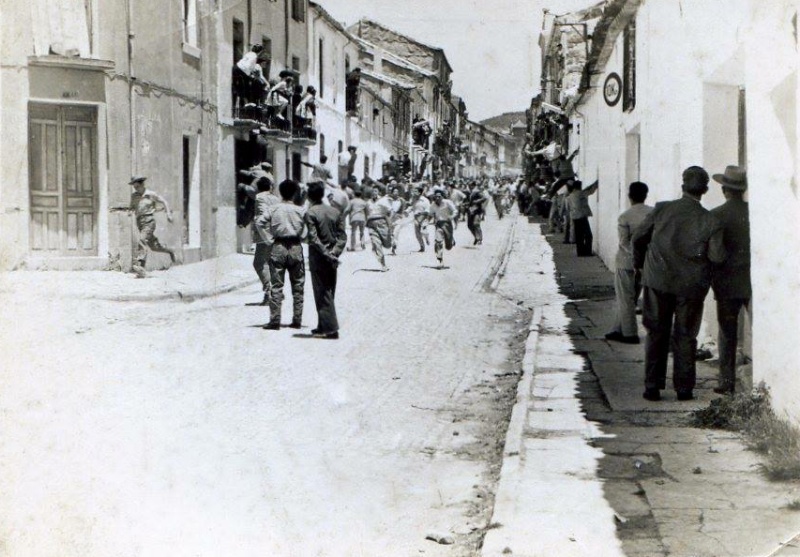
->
<box><xmin>230</xmin><ymin>104</ymin><xmax>316</xmax><ymax>146</ymax></box>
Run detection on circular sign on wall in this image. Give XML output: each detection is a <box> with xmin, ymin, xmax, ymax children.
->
<box><xmin>604</xmin><ymin>72</ymin><xmax>622</xmax><ymax>107</ymax></box>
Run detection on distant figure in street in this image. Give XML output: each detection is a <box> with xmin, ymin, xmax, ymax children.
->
<box><xmin>346</xmin><ymin>189</ymin><xmax>367</xmax><ymax>251</ymax></box>
<box><xmin>365</xmin><ymin>185</ymin><xmax>393</xmax><ymax>272</ymax></box>
<box><xmin>389</xmin><ymin>186</ymin><xmax>407</xmax><ymax>255</ymax></box>
<box><xmin>129</xmin><ymin>176</ymin><xmax>175</xmax><ymax>278</ymax></box>
<box><xmin>410</xmin><ymin>185</ymin><xmax>431</xmax><ymax>252</ymax></box>
<box><xmin>305</xmin><ymin>182</ymin><xmax>347</xmax><ymax>340</ymax></box>
<box><xmin>261</xmin><ymin>180</ymin><xmax>307</xmax><ymax>330</ymax></box>
<box><xmin>467</xmin><ymin>183</ymin><xmax>486</xmax><ymax>245</ymax></box>
<box><xmin>338</xmin><ymin>146</ymin><xmax>357</xmax><ymax>186</ymax></box>
<box><xmin>252</xmin><ymin>175</ymin><xmax>280</xmax><ymax>305</ymax></box>
<box><xmin>632</xmin><ymin>166</ymin><xmax>726</xmax><ymax>401</ymax></box>
<box><xmin>606</xmin><ymin>182</ymin><xmax>653</xmax><ymax>344</ymax></box>
<box><xmin>709</xmin><ymin>165</ymin><xmax>751</xmax><ymax>395</ymax></box>
<box><xmin>566</xmin><ymin>179</ymin><xmax>599</xmax><ymax>256</ymax></box>
<box><xmin>429</xmin><ymin>187</ymin><xmax>457</xmax><ymax>268</ymax></box>
<box><xmin>447</xmin><ymin>183</ymin><xmax>465</xmax><ymax>228</ymax></box>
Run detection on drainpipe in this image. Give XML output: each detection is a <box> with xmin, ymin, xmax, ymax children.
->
<box><xmin>126</xmin><ymin>0</ymin><xmax>136</xmax><ymax>174</ymax></box>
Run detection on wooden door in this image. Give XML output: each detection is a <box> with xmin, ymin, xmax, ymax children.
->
<box><xmin>29</xmin><ymin>104</ymin><xmax>98</xmax><ymax>256</ymax></box>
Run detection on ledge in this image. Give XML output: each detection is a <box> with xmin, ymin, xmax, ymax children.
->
<box><xmin>182</xmin><ymin>42</ymin><xmax>202</xmax><ymax>60</ymax></box>
<box><xmin>28</xmin><ymin>56</ymin><xmax>115</xmax><ymax>71</ymax></box>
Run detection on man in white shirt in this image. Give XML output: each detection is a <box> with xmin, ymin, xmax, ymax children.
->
<box><xmin>429</xmin><ymin>187</ymin><xmax>458</xmax><ymax>268</ymax></box>
<box><xmin>337</xmin><ymin>146</ymin><xmax>357</xmax><ymax>186</ymax></box>
<box><xmin>606</xmin><ymin>182</ymin><xmax>653</xmax><ymax>344</ymax></box>
<box><xmin>410</xmin><ymin>185</ymin><xmax>431</xmax><ymax>252</ymax></box>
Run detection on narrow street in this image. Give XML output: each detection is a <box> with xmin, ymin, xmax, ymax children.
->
<box><xmin>0</xmin><ymin>210</ymin><xmax>547</xmax><ymax>557</ymax></box>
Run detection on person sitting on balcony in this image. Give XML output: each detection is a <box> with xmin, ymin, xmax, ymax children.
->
<box><xmin>291</xmin><ymin>84</ymin><xmax>305</xmax><ymax>129</ymax></box>
<box><xmin>235</xmin><ymin>44</ymin><xmax>268</xmax><ymax>107</ymax></box>
<box><xmin>346</xmin><ymin>68</ymin><xmax>362</xmax><ymax>113</ymax></box>
<box><xmin>295</xmin><ymin>86</ymin><xmax>317</xmax><ymax>133</ymax></box>
<box><xmin>265</xmin><ymin>75</ymin><xmax>294</xmax><ymax>123</ymax></box>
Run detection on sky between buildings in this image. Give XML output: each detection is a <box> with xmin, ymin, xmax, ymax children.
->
<box><xmin>317</xmin><ymin>0</ymin><xmax>598</xmax><ymax>121</ymax></box>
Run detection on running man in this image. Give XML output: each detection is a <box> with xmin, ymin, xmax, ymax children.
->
<box><xmin>365</xmin><ymin>185</ymin><xmax>393</xmax><ymax>272</ymax></box>
<box><xmin>467</xmin><ymin>182</ymin><xmax>487</xmax><ymax>245</ymax></box>
<box><xmin>129</xmin><ymin>176</ymin><xmax>175</xmax><ymax>278</ymax></box>
<box><xmin>410</xmin><ymin>185</ymin><xmax>431</xmax><ymax>252</ymax></box>
<box><xmin>429</xmin><ymin>187</ymin><xmax>457</xmax><ymax>268</ymax></box>
<box><xmin>346</xmin><ymin>189</ymin><xmax>367</xmax><ymax>251</ymax></box>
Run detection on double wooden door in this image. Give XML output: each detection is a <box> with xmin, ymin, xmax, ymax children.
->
<box><xmin>28</xmin><ymin>103</ymin><xmax>98</xmax><ymax>256</ymax></box>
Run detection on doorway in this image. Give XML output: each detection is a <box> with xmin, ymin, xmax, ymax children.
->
<box><xmin>28</xmin><ymin>103</ymin><xmax>98</xmax><ymax>256</ymax></box>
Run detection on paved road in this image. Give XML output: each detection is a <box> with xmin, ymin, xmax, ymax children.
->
<box><xmin>0</xmin><ymin>209</ymin><xmax>540</xmax><ymax>557</ymax></box>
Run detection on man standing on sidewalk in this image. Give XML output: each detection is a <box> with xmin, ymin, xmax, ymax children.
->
<box><xmin>305</xmin><ymin>182</ymin><xmax>347</xmax><ymax>340</ymax></box>
<box><xmin>632</xmin><ymin>166</ymin><xmax>726</xmax><ymax>401</ymax></box>
<box><xmin>709</xmin><ymin>166</ymin><xmax>751</xmax><ymax>395</ymax></box>
<box><xmin>565</xmin><ymin>179</ymin><xmax>599</xmax><ymax>257</ymax></box>
<box><xmin>129</xmin><ymin>176</ymin><xmax>176</xmax><ymax>278</ymax></box>
<box><xmin>606</xmin><ymin>181</ymin><xmax>653</xmax><ymax>344</ymax></box>
<box><xmin>261</xmin><ymin>180</ymin><xmax>307</xmax><ymax>330</ymax></box>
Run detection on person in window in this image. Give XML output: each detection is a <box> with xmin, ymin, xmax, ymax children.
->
<box><xmin>346</xmin><ymin>67</ymin><xmax>362</xmax><ymax>113</ymax></box>
<box><xmin>235</xmin><ymin>44</ymin><xmax>268</xmax><ymax>106</ymax></box>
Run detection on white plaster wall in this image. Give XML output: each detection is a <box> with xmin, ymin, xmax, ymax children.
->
<box><xmin>744</xmin><ymin>1</ymin><xmax>800</xmax><ymax>422</ymax></box>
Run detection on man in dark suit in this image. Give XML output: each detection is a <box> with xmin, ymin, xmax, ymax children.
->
<box><xmin>709</xmin><ymin>166</ymin><xmax>751</xmax><ymax>395</ymax></box>
<box><xmin>305</xmin><ymin>182</ymin><xmax>347</xmax><ymax>339</ymax></box>
<box><xmin>632</xmin><ymin>166</ymin><xmax>726</xmax><ymax>401</ymax></box>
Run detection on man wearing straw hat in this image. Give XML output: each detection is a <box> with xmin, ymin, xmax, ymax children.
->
<box><xmin>709</xmin><ymin>165</ymin><xmax>751</xmax><ymax>395</ymax></box>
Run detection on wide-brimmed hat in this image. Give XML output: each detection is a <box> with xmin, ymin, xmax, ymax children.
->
<box><xmin>129</xmin><ymin>176</ymin><xmax>147</xmax><ymax>185</ymax></box>
<box><xmin>712</xmin><ymin>165</ymin><xmax>747</xmax><ymax>191</ymax></box>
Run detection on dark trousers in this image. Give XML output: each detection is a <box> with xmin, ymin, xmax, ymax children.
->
<box><xmin>308</xmin><ymin>249</ymin><xmax>339</xmax><ymax>333</ymax></box>
<box><xmin>573</xmin><ymin>217</ymin><xmax>593</xmax><ymax>256</ymax></box>
<box><xmin>268</xmin><ymin>240</ymin><xmax>305</xmax><ymax>325</ymax></box>
<box><xmin>136</xmin><ymin>216</ymin><xmax>173</xmax><ymax>266</ymax></box>
<box><xmin>467</xmin><ymin>212</ymin><xmax>483</xmax><ymax>242</ymax></box>
<box><xmin>716</xmin><ymin>297</ymin><xmax>750</xmax><ymax>392</ymax></box>
<box><xmin>642</xmin><ymin>287</ymin><xmax>705</xmax><ymax>392</ymax></box>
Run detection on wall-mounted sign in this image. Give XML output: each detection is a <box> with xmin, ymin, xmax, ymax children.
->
<box><xmin>603</xmin><ymin>72</ymin><xmax>622</xmax><ymax>107</ymax></box>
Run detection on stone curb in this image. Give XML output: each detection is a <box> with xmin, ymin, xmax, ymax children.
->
<box><xmin>481</xmin><ymin>306</ymin><xmax>542</xmax><ymax>557</ymax></box>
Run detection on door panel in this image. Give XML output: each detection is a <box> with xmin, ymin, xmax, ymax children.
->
<box><xmin>29</xmin><ymin>103</ymin><xmax>98</xmax><ymax>256</ymax></box>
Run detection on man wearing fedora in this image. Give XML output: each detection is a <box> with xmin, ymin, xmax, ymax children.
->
<box><xmin>710</xmin><ymin>165</ymin><xmax>751</xmax><ymax>395</ymax></box>
<box><xmin>128</xmin><ymin>176</ymin><xmax>176</xmax><ymax>278</ymax></box>
<box><xmin>632</xmin><ymin>166</ymin><xmax>726</xmax><ymax>401</ymax></box>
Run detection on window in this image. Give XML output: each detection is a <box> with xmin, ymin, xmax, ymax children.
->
<box><xmin>291</xmin><ymin>55</ymin><xmax>300</xmax><ymax>72</ymax></box>
<box><xmin>318</xmin><ymin>38</ymin><xmax>325</xmax><ymax>98</ymax></box>
<box><xmin>31</xmin><ymin>0</ymin><xmax>91</xmax><ymax>57</ymax></box>
<box><xmin>261</xmin><ymin>36</ymin><xmax>273</xmax><ymax>80</ymax></box>
<box><xmin>232</xmin><ymin>19</ymin><xmax>244</xmax><ymax>65</ymax></box>
<box><xmin>319</xmin><ymin>134</ymin><xmax>326</xmax><ymax>161</ymax></box>
<box><xmin>622</xmin><ymin>20</ymin><xmax>636</xmax><ymax>112</ymax></box>
<box><xmin>182</xmin><ymin>136</ymin><xmax>191</xmax><ymax>244</ymax></box>
<box><xmin>291</xmin><ymin>0</ymin><xmax>305</xmax><ymax>22</ymax></box>
<box><xmin>364</xmin><ymin>155</ymin><xmax>370</xmax><ymax>178</ymax></box>
<box><xmin>338</xmin><ymin>140</ymin><xmax>343</xmax><ymax>154</ymax></box>
<box><xmin>292</xmin><ymin>153</ymin><xmax>303</xmax><ymax>181</ymax></box>
<box><xmin>183</xmin><ymin>0</ymin><xmax>198</xmax><ymax>48</ymax></box>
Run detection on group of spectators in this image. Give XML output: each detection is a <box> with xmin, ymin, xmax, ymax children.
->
<box><xmin>233</xmin><ymin>44</ymin><xmax>318</xmax><ymax>135</ymax></box>
<box><xmin>236</xmin><ymin>142</ymin><xmax>519</xmax><ymax>340</ymax></box>
<box><xmin>518</xmin><ymin>139</ymin><xmax>751</xmax><ymax>402</ymax></box>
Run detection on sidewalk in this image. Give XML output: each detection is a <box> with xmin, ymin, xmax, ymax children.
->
<box><xmin>484</xmin><ymin>221</ymin><xmax>800</xmax><ymax>557</ymax></box>
<box><xmin>0</xmin><ymin>253</ymin><xmax>259</xmax><ymax>302</ymax></box>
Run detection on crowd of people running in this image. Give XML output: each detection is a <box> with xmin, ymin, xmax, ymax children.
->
<box><xmin>234</xmin><ymin>152</ymin><xmax>519</xmax><ymax>339</ymax></box>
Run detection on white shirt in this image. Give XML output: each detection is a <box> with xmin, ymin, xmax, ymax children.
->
<box><xmin>236</xmin><ymin>52</ymin><xmax>264</xmax><ymax>80</ymax></box>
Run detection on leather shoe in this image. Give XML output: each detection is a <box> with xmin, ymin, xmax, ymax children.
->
<box><xmin>642</xmin><ymin>388</ymin><xmax>661</xmax><ymax>401</ymax></box>
<box><xmin>263</xmin><ymin>322</ymin><xmax>280</xmax><ymax>330</ymax></box>
<box><xmin>312</xmin><ymin>331</ymin><xmax>339</xmax><ymax>340</ymax></box>
<box><xmin>713</xmin><ymin>387</ymin><xmax>734</xmax><ymax>396</ymax></box>
<box><xmin>288</xmin><ymin>322</ymin><xmax>302</xmax><ymax>329</ymax></box>
<box><xmin>605</xmin><ymin>331</ymin><xmax>624</xmax><ymax>341</ymax></box>
<box><xmin>676</xmin><ymin>390</ymin><xmax>694</xmax><ymax>401</ymax></box>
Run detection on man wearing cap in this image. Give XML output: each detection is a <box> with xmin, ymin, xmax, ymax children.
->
<box><xmin>128</xmin><ymin>176</ymin><xmax>175</xmax><ymax>277</ymax></box>
<box><xmin>429</xmin><ymin>188</ymin><xmax>457</xmax><ymax>268</ymax></box>
<box><xmin>709</xmin><ymin>165</ymin><xmax>751</xmax><ymax>395</ymax></box>
<box><xmin>632</xmin><ymin>166</ymin><xmax>726</xmax><ymax>402</ymax></box>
